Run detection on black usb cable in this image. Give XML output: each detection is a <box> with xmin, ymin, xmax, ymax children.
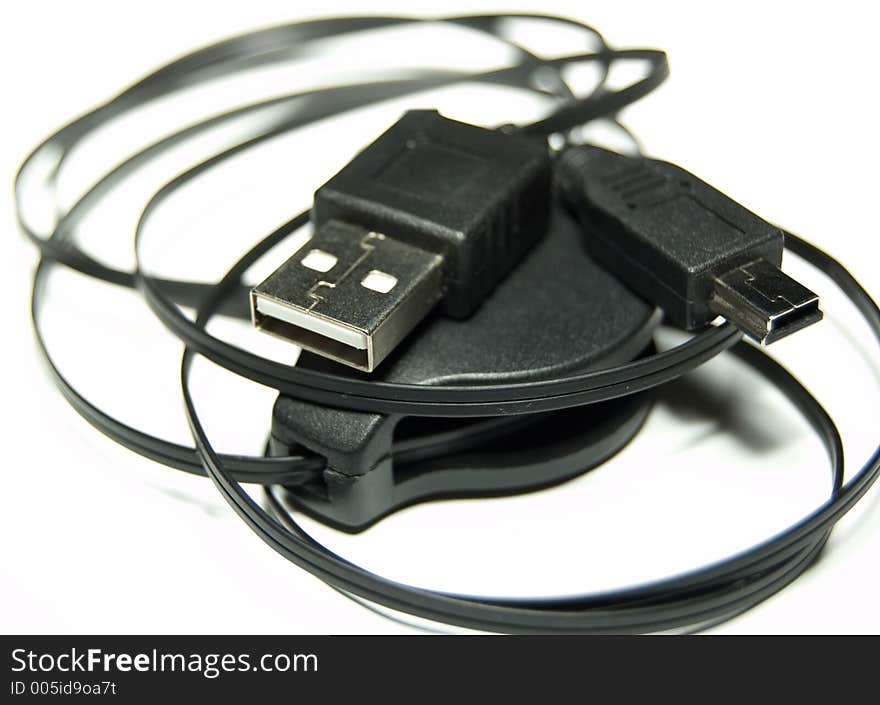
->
<box><xmin>16</xmin><ymin>14</ymin><xmax>880</xmax><ymax>633</ymax></box>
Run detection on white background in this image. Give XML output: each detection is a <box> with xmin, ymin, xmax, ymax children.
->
<box><xmin>1</xmin><ymin>0</ymin><xmax>879</xmax><ymax>634</ymax></box>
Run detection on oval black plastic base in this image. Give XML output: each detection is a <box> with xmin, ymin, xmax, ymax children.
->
<box><xmin>268</xmin><ymin>206</ymin><xmax>660</xmax><ymax>532</ymax></box>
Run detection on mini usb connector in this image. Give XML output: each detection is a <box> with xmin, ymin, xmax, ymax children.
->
<box><xmin>710</xmin><ymin>259</ymin><xmax>822</xmax><ymax>344</ymax></box>
<box><xmin>558</xmin><ymin>144</ymin><xmax>823</xmax><ymax>344</ymax></box>
<box><xmin>251</xmin><ymin>221</ymin><xmax>443</xmax><ymax>371</ymax></box>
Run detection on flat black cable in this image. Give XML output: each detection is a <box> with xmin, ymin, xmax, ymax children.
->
<box><xmin>17</xmin><ymin>13</ymin><xmax>878</xmax><ymax>632</ymax></box>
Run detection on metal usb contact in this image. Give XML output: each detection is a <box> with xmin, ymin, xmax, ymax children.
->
<box><xmin>709</xmin><ymin>259</ymin><xmax>823</xmax><ymax>344</ymax></box>
<box><xmin>251</xmin><ymin>221</ymin><xmax>443</xmax><ymax>372</ymax></box>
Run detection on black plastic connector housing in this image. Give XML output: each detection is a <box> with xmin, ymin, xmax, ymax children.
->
<box><xmin>557</xmin><ymin>145</ymin><xmax>821</xmax><ymax>342</ymax></box>
<box><xmin>312</xmin><ymin>109</ymin><xmax>553</xmax><ymax>318</ymax></box>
